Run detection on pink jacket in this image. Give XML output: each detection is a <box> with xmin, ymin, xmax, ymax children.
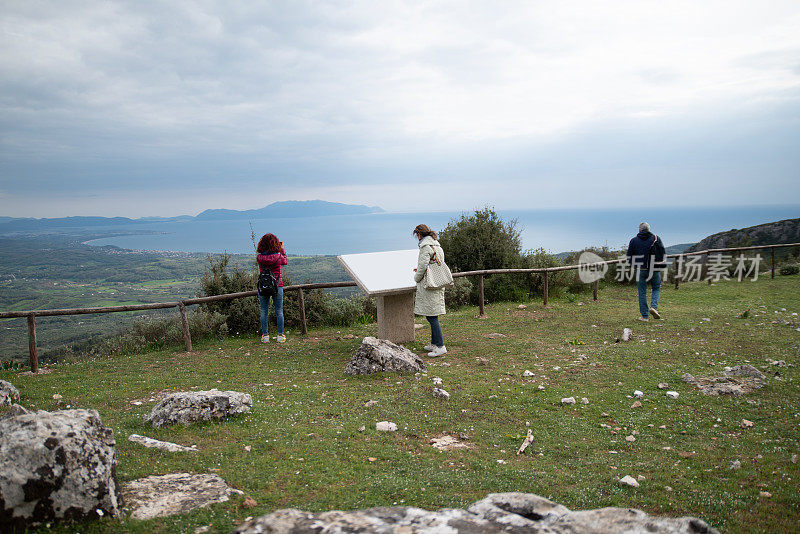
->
<box><xmin>257</xmin><ymin>250</ymin><xmax>287</xmax><ymax>287</ymax></box>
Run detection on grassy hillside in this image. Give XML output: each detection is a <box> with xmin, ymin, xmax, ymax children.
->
<box><xmin>3</xmin><ymin>276</ymin><xmax>798</xmax><ymax>533</ymax></box>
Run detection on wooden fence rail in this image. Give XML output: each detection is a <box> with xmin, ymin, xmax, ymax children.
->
<box><xmin>2</xmin><ymin>242</ymin><xmax>798</xmax><ymax>373</ymax></box>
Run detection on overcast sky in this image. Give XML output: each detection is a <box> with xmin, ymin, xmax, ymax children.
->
<box><xmin>1</xmin><ymin>0</ymin><xmax>799</xmax><ymax>218</ymax></box>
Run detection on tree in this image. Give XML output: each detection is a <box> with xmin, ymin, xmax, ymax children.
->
<box><xmin>438</xmin><ymin>207</ymin><xmax>522</xmax><ymax>272</ymax></box>
<box><xmin>438</xmin><ymin>208</ymin><xmax>525</xmax><ymax>303</ymax></box>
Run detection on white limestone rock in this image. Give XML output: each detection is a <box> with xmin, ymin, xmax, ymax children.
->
<box><xmin>0</xmin><ymin>409</ymin><xmax>118</xmax><ymax>528</ymax></box>
<box><xmin>345</xmin><ymin>337</ymin><xmax>427</xmax><ymax>375</ymax></box>
<box><xmin>143</xmin><ymin>389</ymin><xmax>252</xmax><ymax>428</ymax></box>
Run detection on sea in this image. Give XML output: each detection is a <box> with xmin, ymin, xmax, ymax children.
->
<box><xmin>87</xmin><ymin>205</ymin><xmax>800</xmax><ymax>256</ymax></box>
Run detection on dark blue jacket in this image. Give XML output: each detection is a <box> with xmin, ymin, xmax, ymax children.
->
<box><xmin>627</xmin><ymin>231</ymin><xmax>666</xmax><ymax>270</ymax></box>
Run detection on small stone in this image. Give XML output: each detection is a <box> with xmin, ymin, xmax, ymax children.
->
<box><xmin>741</xmin><ymin>419</ymin><xmax>754</xmax><ymax>428</ymax></box>
<box><xmin>633</xmin><ymin>390</ymin><xmax>644</xmax><ymax>398</ymax></box>
<box><xmin>364</xmin><ymin>400</ymin><xmax>378</xmax><ymax>407</ymax></box>
<box><xmin>791</xmin><ymin>454</ymin><xmax>797</xmax><ymax>464</ymax></box>
<box><xmin>759</xmin><ymin>491</ymin><xmax>772</xmax><ymax>498</ymax></box>
<box><xmin>561</xmin><ymin>397</ymin><xmax>576</xmax><ymax>405</ymax></box>
<box><xmin>517</xmin><ymin>304</ymin><xmax>527</xmax><ymax>309</ymax></box>
<box><xmin>619</xmin><ymin>475</ymin><xmax>639</xmax><ymax>487</ymax></box>
<box><xmin>657</xmin><ymin>383</ymin><xmax>669</xmax><ymax>389</ymax></box>
<box><xmin>666</xmin><ymin>391</ymin><xmax>679</xmax><ymax>399</ymax></box>
<box><xmin>432</xmin><ymin>377</ymin><xmax>443</xmax><ymax>385</ymax></box>
<box><xmin>523</xmin><ymin>370</ymin><xmax>535</xmax><ymax>377</ymax></box>
<box><xmin>729</xmin><ymin>460</ymin><xmax>741</xmax><ymax>470</ymax></box>
<box><xmin>631</xmin><ymin>401</ymin><xmax>642</xmax><ymax>408</ymax></box>
<box><xmin>537</xmin><ymin>385</ymin><xmax>545</xmax><ymax>391</ymax></box>
<box><xmin>432</xmin><ymin>388</ymin><xmax>450</xmax><ymax>400</ymax></box>
<box><xmin>496</xmin><ymin>459</ymin><xmax>507</xmax><ymax>464</ymax></box>
<box><xmin>376</xmin><ymin>421</ymin><xmax>397</xmax><ymax>432</ymax></box>
<box><xmin>244</xmin><ymin>445</ymin><xmax>251</xmax><ymax>452</ymax></box>
<box><xmin>665</xmin><ymin>486</ymin><xmax>673</xmax><ymax>492</ymax></box>
<box><xmin>358</xmin><ymin>425</ymin><xmax>366</xmax><ymax>432</ymax></box>
<box><xmin>621</xmin><ymin>328</ymin><xmax>632</xmax><ymax>342</ymax></box>
<box><xmin>581</xmin><ymin>397</ymin><xmax>589</xmax><ymax>405</ymax></box>
<box><xmin>368</xmin><ymin>457</ymin><xmax>377</xmax><ymax>462</ymax></box>
<box><xmin>625</xmin><ymin>435</ymin><xmax>636</xmax><ymax>442</ymax></box>
<box><xmin>243</xmin><ymin>497</ymin><xmax>258</xmax><ymax>508</ymax></box>
<box><xmin>52</xmin><ymin>394</ymin><xmax>62</xmax><ymax>400</ymax></box>
<box><xmin>414</xmin><ymin>323</ymin><xmax>424</xmax><ymax>330</ymax></box>
<box><xmin>637</xmin><ymin>475</ymin><xmax>646</xmax><ymax>481</ymax></box>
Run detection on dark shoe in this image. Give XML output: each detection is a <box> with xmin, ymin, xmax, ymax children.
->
<box><xmin>649</xmin><ymin>307</ymin><xmax>661</xmax><ymax>319</ymax></box>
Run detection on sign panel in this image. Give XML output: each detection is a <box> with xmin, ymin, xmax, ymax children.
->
<box><xmin>338</xmin><ymin>249</ymin><xmax>419</xmax><ymax>296</ymax></box>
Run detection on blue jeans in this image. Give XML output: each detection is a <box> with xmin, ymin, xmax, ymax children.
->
<box><xmin>636</xmin><ymin>270</ymin><xmax>661</xmax><ymax>318</ymax></box>
<box><xmin>427</xmin><ymin>315</ymin><xmax>444</xmax><ymax>347</ymax></box>
<box><xmin>258</xmin><ymin>287</ymin><xmax>284</xmax><ymax>335</ymax></box>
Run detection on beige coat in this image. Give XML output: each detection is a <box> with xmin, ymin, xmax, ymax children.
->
<box><xmin>413</xmin><ymin>236</ymin><xmax>446</xmax><ymax>317</ymax></box>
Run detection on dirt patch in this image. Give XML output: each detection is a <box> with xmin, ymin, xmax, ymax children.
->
<box><xmin>682</xmin><ymin>365</ymin><xmax>766</xmax><ymax>396</ymax></box>
<box><xmin>430</xmin><ymin>434</ymin><xmax>474</xmax><ymax>451</ymax></box>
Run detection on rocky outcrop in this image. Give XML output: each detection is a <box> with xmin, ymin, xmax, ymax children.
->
<box><xmin>119</xmin><ymin>473</ymin><xmax>243</xmax><ymax>520</ymax></box>
<box><xmin>143</xmin><ymin>389</ymin><xmax>252</xmax><ymax>428</ymax></box>
<box><xmin>0</xmin><ymin>379</ymin><xmax>20</xmax><ymax>406</ymax></box>
<box><xmin>232</xmin><ymin>492</ymin><xmax>718</xmax><ymax>533</ymax></box>
<box><xmin>0</xmin><ymin>409</ymin><xmax>118</xmax><ymax>528</ymax></box>
<box><xmin>345</xmin><ymin>337</ymin><xmax>427</xmax><ymax>375</ymax></box>
<box><xmin>685</xmin><ymin>218</ymin><xmax>800</xmax><ymax>254</ymax></box>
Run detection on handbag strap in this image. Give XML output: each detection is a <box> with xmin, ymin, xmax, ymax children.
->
<box><xmin>428</xmin><ymin>245</ymin><xmax>442</xmax><ymax>266</ymax></box>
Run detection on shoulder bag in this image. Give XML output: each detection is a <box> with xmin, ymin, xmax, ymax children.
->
<box><xmin>423</xmin><ymin>246</ymin><xmax>454</xmax><ymax>289</ymax></box>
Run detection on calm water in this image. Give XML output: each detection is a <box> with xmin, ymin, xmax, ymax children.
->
<box><xmin>88</xmin><ymin>205</ymin><xmax>800</xmax><ymax>255</ymax></box>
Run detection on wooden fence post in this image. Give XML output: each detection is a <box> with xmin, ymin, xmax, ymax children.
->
<box><xmin>593</xmin><ymin>279</ymin><xmax>598</xmax><ymax>301</ymax></box>
<box><xmin>478</xmin><ymin>275</ymin><xmax>486</xmax><ymax>317</ymax></box>
<box><xmin>674</xmin><ymin>257</ymin><xmax>680</xmax><ymax>289</ymax></box>
<box><xmin>298</xmin><ymin>288</ymin><xmax>308</xmax><ymax>335</ymax></box>
<box><xmin>543</xmin><ymin>271</ymin><xmax>549</xmax><ymax>306</ymax></box>
<box><xmin>178</xmin><ymin>302</ymin><xmax>192</xmax><ymax>352</ymax></box>
<box><xmin>702</xmin><ymin>252</ymin><xmax>710</xmax><ymax>285</ymax></box>
<box><xmin>771</xmin><ymin>248</ymin><xmax>775</xmax><ymax>279</ymax></box>
<box><xmin>27</xmin><ymin>314</ymin><xmax>38</xmax><ymax>373</ymax></box>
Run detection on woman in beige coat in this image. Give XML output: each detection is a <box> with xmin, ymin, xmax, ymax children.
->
<box><xmin>412</xmin><ymin>224</ymin><xmax>447</xmax><ymax>357</ymax></box>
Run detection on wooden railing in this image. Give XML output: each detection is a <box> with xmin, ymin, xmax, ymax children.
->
<box><xmin>2</xmin><ymin>242</ymin><xmax>798</xmax><ymax>373</ymax></box>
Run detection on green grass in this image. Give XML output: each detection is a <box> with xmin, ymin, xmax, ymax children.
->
<box><xmin>3</xmin><ymin>276</ymin><xmax>799</xmax><ymax>533</ymax></box>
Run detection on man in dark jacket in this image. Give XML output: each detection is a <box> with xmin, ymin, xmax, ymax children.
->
<box><xmin>626</xmin><ymin>222</ymin><xmax>666</xmax><ymax>321</ymax></box>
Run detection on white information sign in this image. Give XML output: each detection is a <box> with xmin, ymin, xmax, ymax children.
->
<box><xmin>337</xmin><ymin>249</ymin><xmax>419</xmax><ymax>296</ymax></box>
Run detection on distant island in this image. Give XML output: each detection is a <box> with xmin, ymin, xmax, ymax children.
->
<box><xmin>196</xmin><ymin>200</ymin><xmax>384</xmax><ymax>221</ymax></box>
<box><xmin>0</xmin><ymin>200</ymin><xmax>385</xmax><ymax>233</ymax></box>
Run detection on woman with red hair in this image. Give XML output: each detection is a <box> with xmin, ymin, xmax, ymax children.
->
<box><xmin>256</xmin><ymin>233</ymin><xmax>287</xmax><ymax>343</ymax></box>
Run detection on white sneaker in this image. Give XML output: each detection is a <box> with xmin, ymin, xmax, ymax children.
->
<box><xmin>637</xmin><ymin>317</ymin><xmax>649</xmax><ymax>322</ymax></box>
<box><xmin>424</xmin><ymin>343</ymin><xmax>436</xmax><ymax>351</ymax></box>
<box><xmin>276</xmin><ymin>334</ymin><xmax>286</xmax><ymax>343</ymax></box>
<box><xmin>261</xmin><ymin>335</ymin><xmax>269</xmax><ymax>343</ymax></box>
<box><xmin>427</xmin><ymin>345</ymin><xmax>447</xmax><ymax>357</ymax></box>
<box><xmin>649</xmin><ymin>307</ymin><xmax>661</xmax><ymax>319</ymax></box>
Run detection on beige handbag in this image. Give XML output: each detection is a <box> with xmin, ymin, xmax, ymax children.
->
<box><xmin>423</xmin><ymin>247</ymin><xmax>454</xmax><ymax>289</ymax></box>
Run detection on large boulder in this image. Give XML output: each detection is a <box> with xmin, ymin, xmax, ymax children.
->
<box><xmin>144</xmin><ymin>389</ymin><xmax>252</xmax><ymax>428</ymax></box>
<box><xmin>232</xmin><ymin>492</ymin><xmax>718</xmax><ymax>534</ymax></box>
<box><xmin>0</xmin><ymin>409</ymin><xmax>118</xmax><ymax>529</ymax></box>
<box><xmin>0</xmin><ymin>379</ymin><xmax>20</xmax><ymax>406</ymax></box>
<box><xmin>119</xmin><ymin>473</ymin><xmax>243</xmax><ymax>520</ymax></box>
<box><xmin>345</xmin><ymin>337</ymin><xmax>427</xmax><ymax>375</ymax></box>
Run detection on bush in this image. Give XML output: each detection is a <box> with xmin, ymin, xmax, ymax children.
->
<box><xmin>199</xmin><ymin>253</ymin><xmax>260</xmax><ymax>335</ymax></box>
<box><xmin>439</xmin><ymin>207</ymin><xmax>525</xmax><ymax>304</ymax></box>
<box><xmin>780</xmin><ymin>264</ymin><xmax>799</xmax><ymax>276</ymax></box>
<box><xmin>444</xmin><ymin>276</ymin><xmax>473</xmax><ymax>308</ymax></box>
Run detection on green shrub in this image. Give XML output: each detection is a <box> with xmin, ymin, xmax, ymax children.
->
<box><xmin>780</xmin><ymin>264</ymin><xmax>799</xmax><ymax>276</ymax></box>
<box><xmin>445</xmin><ymin>276</ymin><xmax>473</xmax><ymax>308</ymax></box>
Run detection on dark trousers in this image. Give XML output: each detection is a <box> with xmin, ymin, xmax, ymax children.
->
<box><xmin>427</xmin><ymin>315</ymin><xmax>444</xmax><ymax>347</ymax></box>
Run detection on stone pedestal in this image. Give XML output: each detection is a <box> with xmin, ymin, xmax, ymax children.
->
<box><xmin>376</xmin><ymin>291</ymin><xmax>415</xmax><ymax>344</ymax></box>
